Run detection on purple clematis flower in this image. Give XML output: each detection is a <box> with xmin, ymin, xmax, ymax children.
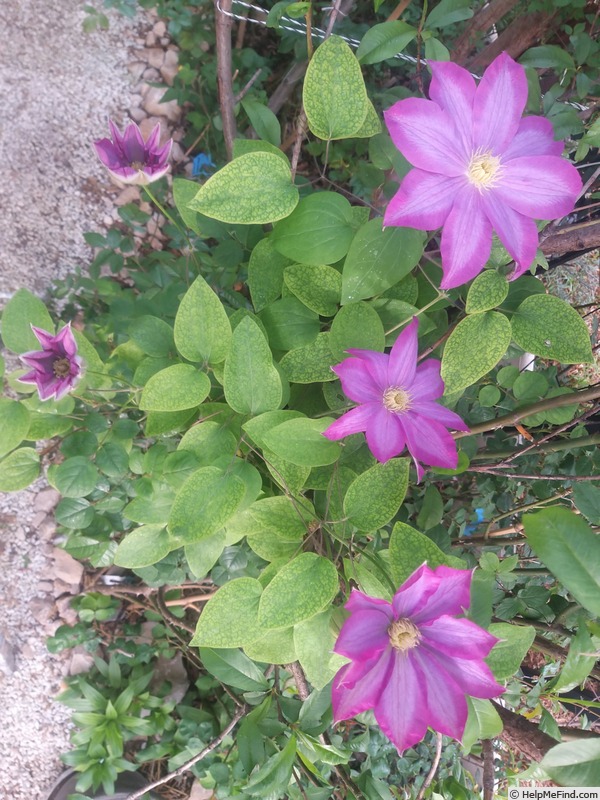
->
<box><xmin>94</xmin><ymin>120</ymin><xmax>172</xmax><ymax>185</ymax></box>
<box><xmin>322</xmin><ymin>317</ymin><xmax>468</xmax><ymax>480</ymax></box>
<box><xmin>332</xmin><ymin>564</ymin><xmax>504</xmax><ymax>753</ymax></box>
<box><xmin>20</xmin><ymin>323</ymin><xmax>83</xmax><ymax>401</ymax></box>
<box><xmin>383</xmin><ymin>52</ymin><xmax>582</xmax><ymax>289</ymax></box>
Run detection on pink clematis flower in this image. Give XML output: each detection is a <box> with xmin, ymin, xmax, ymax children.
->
<box><xmin>20</xmin><ymin>323</ymin><xmax>83</xmax><ymax>401</ymax></box>
<box><xmin>332</xmin><ymin>564</ymin><xmax>504</xmax><ymax>753</ymax></box>
<box><xmin>322</xmin><ymin>317</ymin><xmax>468</xmax><ymax>480</ymax></box>
<box><xmin>383</xmin><ymin>52</ymin><xmax>582</xmax><ymax>289</ymax></box>
<box><xmin>94</xmin><ymin>120</ymin><xmax>172</xmax><ymax>185</ymax></box>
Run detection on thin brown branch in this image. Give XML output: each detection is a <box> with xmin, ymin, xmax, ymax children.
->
<box><xmin>286</xmin><ymin>661</ymin><xmax>311</xmax><ymax>700</ymax></box>
<box><xmin>214</xmin><ymin>0</ymin><xmax>237</xmax><ymax>160</ymax></box>
<box><xmin>234</xmin><ymin>67</ymin><xmax>263</xmax><ymax>105</ymax></box>
<box><xmin>468</xmin><ymin>467</ymin><xmax>600</xmax><ymax>481</ymax></box>
<box><xmin>482</xmin><ymin>739</ymin><xmax>495</xmax><ymax>800</ymax></box>
<box><xmin>472</xmin><ymin>434</ymin><xmax>600</xmax><ymax>462</ymax></box>
<box><xmin>126</xmin><ymin>705</ymin><xmax>248</xmax><ymax>800</ymax></box>
<box><xmin>386</xmin><ymin>0</ymin><xmax>412</xmax><ymax>22</ymax></box>
<box><xmin>540</xmin><ymin>219</ymin><xmax>600</xmax><ymax>257</ymax></box>
<box><xmin>416</xmin><ymin>732</ymin><xmax>443</xmax><ymax>800</ymax></box>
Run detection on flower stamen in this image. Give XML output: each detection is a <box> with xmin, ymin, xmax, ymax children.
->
<box><xmin>388</xmin><ymin>618</ymin><xmax>421</xmax><ymax>651</ymax></box>
<box><xmin>383</xmin><ymin>387</ymin><xmax>412</xmax><ymax>414</ymax></box>
<box><xmin>53</xmin><ymin>357</ymin><xmax>71</xmax><ymax>377</ymax></box>
<box><xmin>466</xmin><ymin>150</ymin><xmax>502</xmax><ymax>191</ymax></box>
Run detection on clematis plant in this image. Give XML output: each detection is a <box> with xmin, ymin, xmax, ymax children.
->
<box><xmin>323</xmin><ymin>317</ymin><xmax>468</xmax><ymax>479</ymax></box>
<box><xmin>383</xmin><ymin>52</ymin><xmax>582</xmax><ymax>289</ymax></box>
<box><xmin>20</xmin><ymin>323</ymin><xmax>83</xmax><ymax>401</ymax></box>
<box><xmin>94</xmin><ymin>120</ymin><xmax>172</xmax><ymax>185</ymax></box>
<box><xmin>332</xmin><ymin>564</ymin><xmax>504</xmax><ymax>753</ymax></box>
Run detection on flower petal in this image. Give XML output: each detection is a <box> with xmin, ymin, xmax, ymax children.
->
<box><xmin>365</xmin><ymin>405</ymin><xmax>406</xmax><ymax>462</ymax></box>
<box><xmin>410</xmin><ymin>566</ymin><xmax>472</xmax><ymax>623</ymax></box>
<box><xmin>30</xmin><ymin>326</ymin><xmax>57</xmax><ymax>350</ymax></box>
<box><xmin>400</xmin><ymin>412</ymin><xmax>460</xmax><ymax>471</ymax></box>
<box><xmin>392</xmin><ymin>563</ymin><xmax>439</xmax><ymax>619</ymax></box>
<box><xmin>495</xmin><ymin>156</ymin><xmax>582</xmax><ymax>219</ymax></box>
<box><xmin>384</xmin><ymin>169</ymin><xmax>462</xmax><ymax>230</ymax></box>
<box><xmin>428</xmin><ymin>60</ymin><xmax>476</xmax><ymax>154</ymax></box>
<box><xmin>473</xmin><ymin>52</ymin><xmax>528</xmax><ymax>154</ymax></box>
<box><xmin>422</xmin><ymin>645</ymin><xmax>504</xmax><ymax>698</ymax></box>
<box><xmin>384</xmin><ymin>98</ymin><xmax>467</xmax><ymax>176</ymax></box>
<box><xmin>481</xmin><ymin>191</ymin><xmax>539</xmax><ymax>274</ymax></box>
<box><xmin>322</xmin><ymin>404</ymin><xmax>376</xmax><ymax>441</ymax></box>
<box><xmin>332</xmin><ymin>357</ymin><xmax>381</xmax><ymax>403</ymax></box>
<box><xmin>411</xmin><ymin>400</ymin><xmax>470</xmax><ymax>432</ymax></box>
<box><xmin>55</xmin><ymin>323</ymin><xmax>77</xmax><ymax>358</ymax></box>
<box><xmin>346</xmin><ymin>349</ymin><xmax>388</xmax><ymax>391</ymax></box>
<box><xmin>334</xmin><ymin>609</ymin><xmax>393</xmax><ymax>660</ymax></box>
<box><xmin>409</xmin><ymin>359</ymin><xmax>444</xmax><ymax>401</ymax></box>
<box><xmin>440</xmin><ymin>187</ymin><xmax>492</xmax><ymax>289</ymax></box>
<box><xmin>388</xmin><ymin>317</ymin><xmax>418</xmax><ymax>388</ymax></box>
<box><xmin>346</xmin><ymin>588</ymin><xmax>393</xmax><ymax>615</ymax></box>
<box><xmin>121</xmin><ymin>122</ymin><xmax>146</xmax><ymax>164</ymax></box>
<box><xmin>332</xmin><ymin>647</ymin><xmax>395</xmax><ymax>722</ymax></box>
<box><xmin>374</xmin><ymin>650</ymin><xmax>429</xmax><ymax>752</ymax></box>
<box><xmin>502</xmin><ymin>115</ymin><xmax>564</xmax><ymax>159</ymax></box>
<box><xmin>420</xmin><ymin>616</ymin><xmax>499</xmax><ymax>659</ymax></box>
<box><xmin>412</xmin><ymin>647</ymin><xmax>469</xmax><ymax>741</ymax></box>
<box><xmin>93</xmin><ymin>138</ymin><xmax>122</xmax><ymax>170</ymax></box>
<box><xmin>145</xmin><ymin>122</ymin><xmax>162</xmax><ymax>153</ymax></box>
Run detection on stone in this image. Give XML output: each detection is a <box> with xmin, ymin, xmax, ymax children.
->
<box><xmin>142</xmin><ymin>86</ymin><xmax>181</xmax><ymax>122</ymax></box>
<box><xmin>127</xmin><ymin>61</ymin><xmax>147</xmax><ymax>81</ymax></box>
<box><xmin>146</xmin><ymin>47</ymin><xmax>165</xmax><ymax>69</ymax></box>
<box><xmin>129</xmin><ymin>106</ymin><xmax>147</xmax><ymax>124</ymax></box>
<box><xmin>115</xmin><ymin>186</ymin><xmax>141</xmax><ymax>207</ymax></box>
<box><xmin>160</xmin><ymin>49</ymin><xmax>179</xmax><ymax>86</ymax></box>
<box><xmin>34</xmin><ymin>488</ymin><xmax>60</xmax><ymax>513</ymax></box>
<box><xmin>153</xmin><ymin>20</ymin><xmax>167</xmax><ymax>37</ymax></box>
<box><xmin>38</xmin><ymin>517</ymin><xmax>55</xmax><ymax>541</ymax></box>
<box><xmin>151</xmin><ymin>652</ymin><xmax>189</xmax><ymax>704</ymax></box>
<box><xmin>145</xmin><ymin>31</ymin><xmax>157</xmax><ymax>47</ymax></box>
<box><xmin>37</xmin><ymin>580</ymin><xmax>53</xmax><ymax>593</ymax></box>
<box><xmin>52</xmin><ymin>548</ymin><xmax>84</xmax><ymax>585</ymax></box>
<box><xmin>189</xmin><ymin>780</ymin><xmax>214</xmax><ymax>800</ymax></box>
<box><xmin>139</xmin><ymin>116</ymin><xmax>165</xmax><ymax>140</ymax></box>
<box><xmin>31</xmin><ymin>511</ymin><xmax>47</xmax><ymax>529</ymax></box>
<box><xmin>142</xmin><ymin>67</ymin><xmax>161</xmax><ymax>82</ymax></box>
<box><xmin>55</xmin><ymin>596</ymin><xmax>78</xmax><ymax>625</ymax></box>
<box><xmin>69</xmin><ymin>648</ymin><xmax>95</xmax><ymax>676</ymax></box>
<box><xmin>0</xmin><ymin>632</ymin><xmax>16</xmax><ymax>674</ymax></box>
<box><xmin>30</xmin><ymin>598</ymin><xmax>54</xmax><ymax>625</ymax></box>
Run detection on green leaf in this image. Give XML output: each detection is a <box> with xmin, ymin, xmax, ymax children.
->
<box><xmin>199</xmin><ymin>647</ymin><xmax>270</xmax><ymax>691</ymax></box>
<box><xmin>188</xmin><ymin>152</ymin><xmax>298</xmax><ymax>224</ymax></box>
<box><xmin>226</xmin><ymin>496</ymin><xmax>309</xmax><ymax>561</ymax></box>
<box><xmin>244</xmin><ymin>626</ymin><xmax>297</xmax><ymax>664</ymax></box>
<box><xmin>223</xmin><ymin>316</ymin><xmax>282</xmax><ymax>415</ymax></box>
<box><xmin>520</xmin><ymin>45</ymin><xmax>576</xmax><ymax>72</ymax></box>
<box><xmin>139</xmin><ymin>364</ymin><xmax>210</xmax><ymax>411</ymax></box>
<box><xmin>244</xmin><ymin>735</ymin><xmax>297</xmax><ymax>797</ymax></box>
<box><xmin>553</xmin><ymin>620</ymin><xmax>597</xmax><ymax>694</ymax></box>
<box><xmin>416</xmin><ymin>485</ymin><xmax>444</xmax><ymax>531</ymax></box>
<box><xmin>173</xmin><ymin>177</ymin><xmax>207</xmax><ymax>235</ymax></box>
<box><xmin>0</xmin><ymin>399</ymin><xmax>30</xmax><ymax>458</ymax></box>
<box><xmin>344</xmin><ymin>458</ymin><xmax>409</xmax><ymax>532</ymax></box>
<box><xmin>441</xmin><ymin>311</ymin><xmax>511</xmax><ymax>394</ymax></box>
<box><xmin>248</xmin><ymin>238</ymin><xmax>292</xmax><ymax>312</ymax></box>
<box><xmin>280</xmin><ymin>333</ymin><xmax>338</xmax><ymax>383</ymax></box>
<box><xmin>95</xmin><ymin>442</ymin><xmax>129</xmax><ymax>478</ymax></box>
<box><xmin>0</xmin><ymin>289</ymin><xmax>54</xmax><ymax>353</ymax></box>
<box><xmin>232</xmin><ymin>138</ymin><xmax>289</xmax><ymax>165</ymax></box>
<box><xmin>486</xmin><ymin>622</ymin><xmax>536</xmax><ymax>680</ymax></box>
<box><xmin>145</xmin><ymin>408</ymin><xmax>196</xmax><ymax>436</ymax></box>
<box><xmin>353</xmin><ymin>100</ymin><xmax>382</xmax><ymax>138</ymax></box>
<box><xmin>388</xmin><ymin>522</ymin><xmax>466</xmax><ymax>585</ymax></box>
<box><xmin>294</xmin><ymin>609</ymin><xmax>339</xmax><ymax>690</ymax></box>
<box><xmin>461</xmin><ymin>698</ymin><xmax>503</xmax><ymax>754</ymax></box>
<box><xmin>54</xmin><ymin>497</ymin><xmax>94</xmax><ymax>529</ymax></box>
<box><xmin>465</xmin><ymin>271</ymin><xmax>509</xmax><ymax>313</ymax></box>
<box><xmin>356</xmin><ymin>21</ymin><xmax>418</xmax><ymax>64</ymax></box>
<box><xmin>511</xmin><ymin>294</ymin><xmax>593</xmax><ymax>363</ymax></box>
<box><xmin>169</xmin><ymin>467</ymin><xmax>246</xmax><ymax>544</ymax></box>
<box><xmin>572</xmin><ymin>483</ymin><xmax>600</xmax><ymax>525</ymax></box>
<box><xmin>129</xmin><ymin>316</ymin><xmax>175</xmax><ymax>357</ymax></box>
<box><xmin>185</xmin><ymin>530</ymin><xmax>226</xmax><ymax>578</ymax></box>
<box><xmin>259</xmin><ymin>297</ymin><xmax>320</xmax><ymax>351</ymax></box>
<box><xmin>478</xmin><ymin>385</ymin><xmax>501</xmax><ymax>407</ymax></box>
<box><xmin>259</xmin><ymin>553</ymin><xmax>339</xmax><ymax>628</ymax></box>
<box><xmin>241</xmin><ymin>98</ymin><xmax>281</xmax><ymax>146</ymax></box>
<box><xmin>114</xmin><ymin>525</ymin><xmax>172</xmax><ymax>568</ymax></box>
<box><xmin>523</xmin><ymin>507</ymin><xmax>600</xmax><ymax>617</ymax></box>
<box><xmin>303</xmin><ymin>36</ymin><xmax>368</xmax><ymax>140</ymax></box>
<box><xmin>178</xmin><ymin>421</ymin><xmax>238</xmax><ymax>466</ymax></box>
<box><xmin>341</xmin><ymin>219</ymin><xmax>424</xmax><ymax>304</ymax></box>
<box><xmin>0</xmin><ymin>447</ymin><xmax>40</xmax><ymax>491</ymax></box>
<box><xmin>26</xmin><ymin>413</ymin><xmax>73</xmax><ymax>441</ymax></box>
<box><xmin>284</xmin><ymin>264</ymin><xmax>342</xmax><ymax>316</ymax></box>
<box><xmin>329</xmin><ymin>301</ymin><xmax>385</xmax><ymax>361</ymax></box>
<box><xmin>425</xmin><ymin>0</ymin><xmax>473</xmax><ymax>28</ymax></box>
<box><xmin>541</xmin><ymin>739</ymin><xmax>600</xmax><ymax>787</ymax></box>
<box><xmin>174</xmin><ymin>275</ymin><xmax>232</xmax><ymax>364</ymax></box>
<box><xmin>190</xmin><ymin>577</ymin><xmax>264</xmax><ymax>647</ymax></box>
<box><xmin>271</xmin><ymin>192</ymin><xmax>356</xmax><ymax>265</ymax></box>
<box><xmin>263</xmin><ymin>417</ymin><xmax>341</xmax><ymax>467</ymax></box>
<box><xmin>51</xmin><ymin>456</ymin><xmax>99</xmax><ymax>498</ymax></box>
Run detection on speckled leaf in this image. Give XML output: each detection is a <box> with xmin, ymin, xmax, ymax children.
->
<box><xmin>188</xmin><ymin>152</ymin><xmax>298</xmax><ymax>224</ymax></box>
<box><xmin>244</xmin><ymin>626</ymin><xmax>297</xmax><ymax>664</ymax></box>
<box><xmin>263</xmin><ymin>417</ymin><xmax>341</xmax><ymax>467</ymax></box>
<box><xmin>344</xmin><ymin>458</ymin><xmax>409</xmax><ymax>531</ymax></box>
<box><xmin>248</xmin><ymin>238</ymin><xmax>292</xmax><ymax>312</ymax></box>
<box><xmin>353</xmin><ymin>100</ymin><xmax>383</xmax><ymax>138</ymax></box>
<box><xmin>294</xmin><ymin>610</ymin><xmax>339</xmax><ymax>689</ymax></box>
<box><xmin>169</xmin><ymin>466</ymin><xmax>245</xmax><ymax>544</ymax></box>
<box><xmin>0</xmin><ymin>447</ymin><xmax>40</xmax><ymax>491</ymax></box>
<box><xmin>389</xmin><ymin>522</ymin><xmax>466</xmax><ymax>585</ymax></box>
<box><xmin>284</xmin><ymin>264</ymin><xmax>341</xmax><ymax>316</ymax></box>
<box><xmin>185</xmin><ymin>530</ymin><xmax>226</xmax><ymax>578</ymax></box>
<box><xmin>259</xmin><ymin>297</ymin><xmax>320</xmax><ymax>351</ymax></box>
<box><xmin>264</xmin><ymin>449</ymin><xmax>310</xmax><ymax>495</ymax></box>
<box><xmin>258</xmin><ymin>553</ymin><xmax>339</xmax><ymax>628</ymax></box>
<box><xmin>145</xmin><ymin>408</ymin><xmax>196</xmax><ymax>436</ymax></box>
<box><xmin>303</xmin><ymin>36</ymin><xmax>369</xmax><ymax>140</ymax></box>
<box><xmin>0</xmin><ymin>288</ymin><xmax>54</xmax><ymax>353</ymax></box>
<box><xmin>223</xmin><ymin>316</ymin><xmax>282</xmax><ymax>415</ymax></box>
<box><xmin>51</xmin><ymin>456</ymin><xmax>99</xmax><ymax>498</ymax></box>
<box><xmin>342</xmin><ymin>219</ymin><xmax>424</xmax><ymax>304</ymax></box>
<box><xmin>511</xmin><ymin>294</ymin><xmax>593</xmax><ymax>363</ymax></box>
<box><xmin>139</xmin><ymin>364</ymin><xmax>210</xmax><ymax>411</ymax></box>
<box><xmin>271</xmin><ymin>193</ymin><xmax>356</xmax><ymax>265</ymax></box>
<box><xmin>441</xmin><ymin>311</ymin><xmax>511</xmax><ymax>394</ymax></box>
<box><xmin>227</xmin><ymin>496</ymin><xmax>309</xmax><ymax>561</ymax></box>
<box><xmin>0</xmin><ymin>399</ymin><xmax>30</xmax><ymax>458</ymax></box>
<box><xmin>280</xmin><ymin>333</ymin><xmax>337</xmax><ymax>383</ymax></box>
<box><xmin>114</xmin><ymin>525</ymin><xmax>172</xmax><ymax>568</ymax></box>
<box><xmin>190</xmin><ymin>577</ymin><xmax>264</xmax><ymax>647</ymax></box>
<box><xmin>243</xmin><ymin>410</ymin><xmax>305</xmax><ymax>447</ymax></box>
<box><xmin>486</xmin><ymin>622</ymin><xmax>536</xmax><ymax>680</ymax></box>
<box><xmin>178</xmin><ymin>421</ymin><xmax>238</xmax><ymax>466</ymax></box>
<box><xmin>129</xmin><ymin>316</ymin><xmax>175</xmax><ymax>357</ymax></box>
<box><xmin>329</xmin><ymin>301</ymin><xmax>386</xmax><ymax>361</ymax></box>
<box><xmin>174</xmin><ymin>275</ymin><xmax>232</xmax><ymax>364</ymax></box>
<box><xmin>465</xmin><ymin>271</ymin><xmax>509</xmax><ymax>313</ymax></box>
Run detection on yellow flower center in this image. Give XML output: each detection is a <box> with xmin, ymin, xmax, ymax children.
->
<box><xmin>388</xmin><ymin>618</ymin><xmax>421</xmax><ymax>652</ymax></box>
<box><xmin>383</xmin><ymin>387</ymin><xmax>412</xmax><ymax>414</ymax></box>
<box><xmin>466</xmin><ymin>150</ymin><xmax>502</xmax><ymax>191</ymax></box>
<box><xmin>130</xmin><ymin>160</ymin><xmax>145</xmax><ymax>170</ymax></box>
<box><xmin>53</xmin><ymin>358</ymin><xmax>71</xmax><ymax>377</ymax></box>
